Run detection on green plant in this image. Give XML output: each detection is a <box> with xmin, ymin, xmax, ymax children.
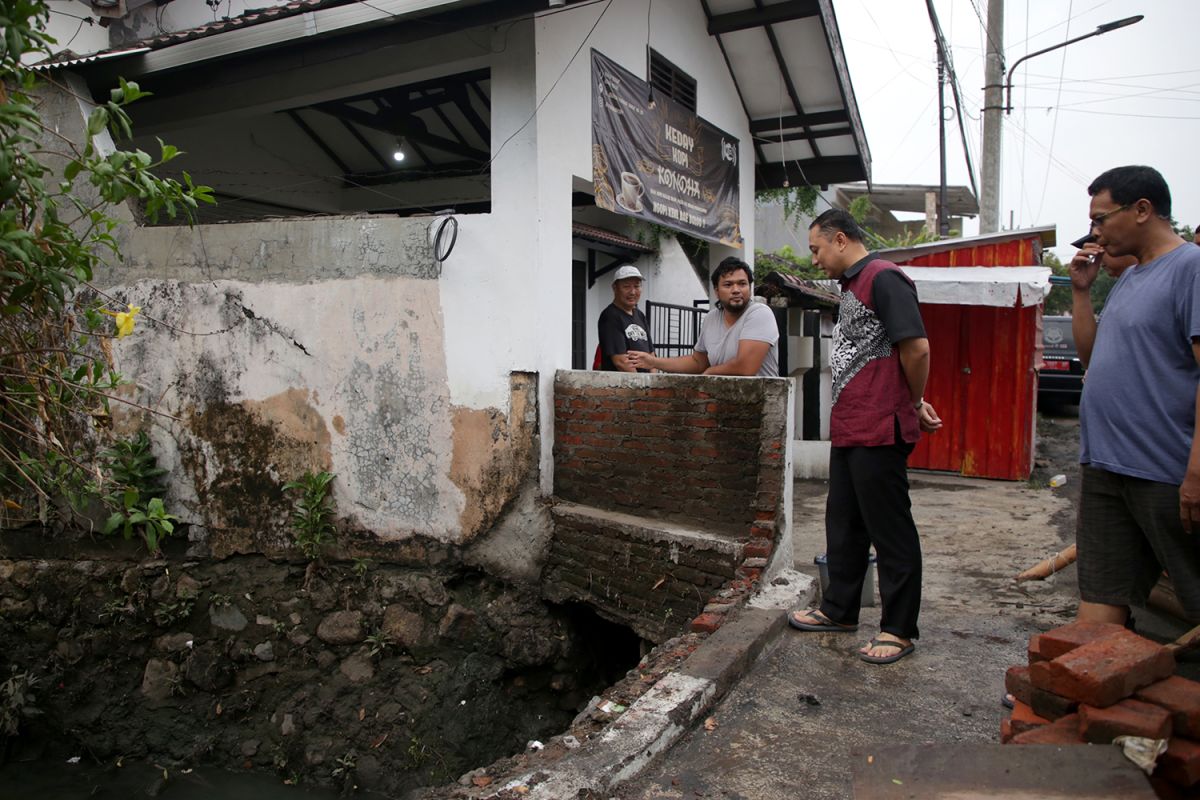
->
<box><xmin>331</xmin><ymin>750</ymin><xmax>357</xmax><ymax>778</ymax></box>
<box><xmin>102</xmin><ymin>431</ymin><xmax>167</xmax><ymax>498</ymax></box>
<box><xmin>351</xmin><ymin>557</ymin><xmax>372</xmax><ymax>579</ymax></box>
<box><xmin>0</xmin><ymin>3</ymin><xmax>212</xmax><ymax>521</ymax></box>
<box><xmin>404</xmin><ymin>735</ymin><xmax>429</xmax><ymax>770</ymax></box>
<box><xmin>99</xmin><ymin>597</ymin><xmax>135</xmax><ymax>621</ymax></box>
<box><xmin>365</xmin><ymin>629</ymin><xmax>394</xmax><ymax>660</ymax></box>
<box><xmin>756</xmin><ymin>184</ymin><xmax>820</xmax><ymax>228</ymax></box>
<box><xmin>95</xmin><ymin>431</ymin><xmax>177</xmax><ymax>552</ymax></box>
<box><xmin>847</xmin><ymin>194</ymin><xmax>958</xmax><ymax>249</ymax></box>
<box><xmin>282</xmin><ymin>471</ymin><xmax>336</xmax><ymax>561</ymax></box>
<box><xmin>152</xmin><ymin>597</ymin><xmax>193</xmax><ymax>627</ymax></box>
<box><xmin>628</xmin><ymin>220</ymin><xmax>675</xmax><ymax>249</ymax></box>
<box><xmin>0</xmin><ymin>667</ymin><xmax>40</xmax><ymax>737</ymax></box>
<box><xmin>209</xmin><ymin>592</ymin><xmax>232</xmax><ymax>608</ymax></box>
<box><xmin>103</xmin><ymin>492</ymin><xmax>177</xmax><ymax>555</ymax></box>
<box><xmin>754</xmin><ymin>245</ymin><xmax>823</xmax><ymax>282</ymax></box>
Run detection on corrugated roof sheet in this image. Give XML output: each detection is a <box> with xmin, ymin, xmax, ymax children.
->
<box><xmin>34</xmin><ymin>0</ymin><xmax>356</xmax><ymax>69</ymax></box>
<box><xmin>874</xmin><ymin>225</ymin><xmax>1057</xmax><ymax>264</ymax></box>
<box><xmin>572</xmin><ymin>222</ymin><xmax>656</xmax><ymax>254</ymax></box>
<box><xmin>760</xmin><ymin>271</ymin><xmax>841</xmax><ymax>308</ymax></box>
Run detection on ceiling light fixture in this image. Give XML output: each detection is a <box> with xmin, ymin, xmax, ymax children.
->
<box><xmin>392</xmin><ymin>139</ymin><xmax>406</xmax><ymax>163</ymax></box>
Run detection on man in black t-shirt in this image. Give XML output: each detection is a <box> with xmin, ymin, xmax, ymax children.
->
<box><xmin>598</xmin><ymin>265</ymin><xmax>654</xmax><ymax>372</ymax></box>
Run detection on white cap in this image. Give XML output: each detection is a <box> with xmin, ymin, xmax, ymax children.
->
<box><xmin>613</xmin><ymin>265</ymin><xmax>643</xmax><ymax>282</ymax></box>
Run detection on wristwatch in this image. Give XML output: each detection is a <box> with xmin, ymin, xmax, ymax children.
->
<box><xmin>913</xmin><ymin>398</ymin><xmax>925</xmax><ymax>411</ymax></box>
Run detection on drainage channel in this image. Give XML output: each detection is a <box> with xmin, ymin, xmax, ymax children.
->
<box><xmin>0</xmin><ymin>553</ymin><xmax>653</xmax><ymax>798</ymax></box>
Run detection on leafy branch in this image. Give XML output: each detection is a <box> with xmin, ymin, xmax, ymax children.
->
<box><xmin>0</xmin><ymin>1</ymin><xmax>213</xmax><ymax>523</ymax></box>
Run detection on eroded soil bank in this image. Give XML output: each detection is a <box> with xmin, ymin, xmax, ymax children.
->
<box><xmin>0</xmin><ymin>536</ymin><xmax>639</xmax><ymax>797</ymax></box>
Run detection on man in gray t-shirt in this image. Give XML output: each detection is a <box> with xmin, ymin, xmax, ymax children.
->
<box><xmin>1069</xmin><ymin>165</ymin><xmax>1200</xmax><ymax>626</ymax></box>
<box><xmin>626</xmin><ymin>257</ymin><xmax>779</xmax><ymax>377</ymax></box>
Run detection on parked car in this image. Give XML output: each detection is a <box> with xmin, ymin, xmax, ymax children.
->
<box><xmin>1038</xmin><ymin>315</ymin><xmax>1084</xmax><ymax>404</ymax></box>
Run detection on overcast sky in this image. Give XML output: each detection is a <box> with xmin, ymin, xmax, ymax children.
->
<box><xmin>832</xmin><ymin>0</ymin><xmax>1200</xmax><ymax>261</ymax></box>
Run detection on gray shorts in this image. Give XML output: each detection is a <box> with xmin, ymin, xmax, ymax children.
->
<box><xmin>1077</xmin><ymin>465</ymin><xmax>1200</xmax><ymax>618</ymax></box>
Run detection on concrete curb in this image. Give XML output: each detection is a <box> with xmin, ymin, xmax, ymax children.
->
<box><xmin>496</xmin><ymin>570</ymin><xmax>816</xmax><ymax>798</ymax></box>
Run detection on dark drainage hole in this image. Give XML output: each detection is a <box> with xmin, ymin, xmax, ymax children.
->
<box><xmin>557</xmin><ymin>602</ymin><xmax>645</xmax><ymax>688</ymax></box>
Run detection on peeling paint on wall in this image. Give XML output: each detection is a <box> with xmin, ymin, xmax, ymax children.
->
<box><xmin>449</xmin><ymin>373</ymin><xmax>538</xmax><ymax>540</ymax></box>
<box><xmin>107</xmin><ymin>275</ymin><xmax>491</xmax><ymax>549</ymax></box>
<box><xmin>178</xmin><ymin>388</ymin><xmax>332</xmax><ymax>557</ymax></box>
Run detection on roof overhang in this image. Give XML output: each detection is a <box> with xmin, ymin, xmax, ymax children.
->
<box><xmin>758</xmin><ymin>271</ymin><xmax>841</xmax><ymax>309</ymax></box>
<box><xmin>834</xmin><ymin>183</ymin><xmax>979</xmax><ymax>217</ymax></box>
<box><xmin>902</xmin><ymin>266</ymin><xmax>1051</xmax><ymax>308</ymax></box>
<box><xmin>43</xmin><ymin>0</ymin><xmax>548</xmax><ymax>81</ymax></box>
<box><xmin>572</xmin><ymin>222</ymin><xmax>656</xmax><ymax>259</ymax></box>
<box><xmin>704</xmin><ymin>0</ymin><xmax>870</xmax><ymax>191</ymax></box>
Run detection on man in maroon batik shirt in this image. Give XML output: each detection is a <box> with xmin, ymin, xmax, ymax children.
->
<box><xmin>789</xmin><ymin>209</ymin><xmax>942</xmax><ymax>665</ymax></box>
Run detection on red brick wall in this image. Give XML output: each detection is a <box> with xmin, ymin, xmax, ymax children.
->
<box><xmin>546</xmin><ymin>371</ymin><xmax>792</xmax><ymax>642</ymax></box>
<box><xmin>553</xmin><ymin>373</ymin><xmax>788</xmax><ymax>536</ymax></box>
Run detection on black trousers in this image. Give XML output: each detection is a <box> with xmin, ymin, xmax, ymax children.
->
<box><xmin>819</xmin><ymin>430</ymin><xmax>922</xmax><ymax>640</ymax></box>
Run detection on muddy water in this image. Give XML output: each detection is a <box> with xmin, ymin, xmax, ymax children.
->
<box><xmin>0</xmin><ymin>760</ymin><xmax>389</xmax><ymax>799</ymax></box>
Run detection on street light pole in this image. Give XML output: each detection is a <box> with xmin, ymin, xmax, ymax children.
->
<box><xmin>979</xmin><ymin>11</ymin><xmax>1143</xmax><ymax>234</ymax></box>
<box><xmin>979</xmin><ymin>0</ymin><xmax>1004</xmax><ymax>233</ymax></box>
<box><xmin>1004</xmin><ymin>15</ymin><xmax>1143</xmax><ymax>114</ymax></box>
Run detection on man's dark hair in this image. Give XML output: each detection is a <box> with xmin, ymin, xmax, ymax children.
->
<box><xmin>810</xmin><ymin>208</ymin><xmax>866</xmax><ymax>243</ymax></box>
<box><xmin>710</xmin><ymin>256</ymin><xmax>753</xmax><ymax>288</ymax></box>
<box><xmin>1088</xmin><ymin>165</ymin><xmax>1172</xmax><ymax>218</ymax></box>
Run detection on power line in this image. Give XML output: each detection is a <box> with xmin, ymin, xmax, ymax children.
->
<box><xmin>966</xmin><ymin>0</ymin><xmax>1004</xmax><ymax>64</ymax></box>
<box><xmin>1034</xmin><ymin>0</ymin><xmax>1072</xmax><ymax>222</ymax></box>
<box><xmin>1040</xmin><ymin>83</ymin><xmax>1200</xmax><ymax>109</ymax></box>
<box><xmin>1052</xmin><ymin>108</ymin><xmax>1200</xmax><ymax>120</ymax></box>
<box><xmin>481</xmin><ymin>0</ymin><xmax>614</xmax><ymax>174</ymax></box>
<box><xmin>1008</xmin><ymin>0</ymin><xmax>1116</xmax><ymax>50</ymax></box>
<box><xmin>1016</xmin><ymin>80</ymin><xmax>1200</xmax><ymax>97</ymax></box>
<box><xmin>1022</xmin><ymin>67</ymin><xmax>1200</xmax><ymax>83</ymax></box>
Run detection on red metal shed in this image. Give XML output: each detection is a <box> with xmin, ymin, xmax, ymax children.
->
<box><xmin>878</xmin><ymin>226</ymin><xmax>1056</xmax><ymax>480</ymax></box>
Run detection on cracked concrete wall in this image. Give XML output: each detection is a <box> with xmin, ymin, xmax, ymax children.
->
<box><xmin>101</xmin><ymin>217</ymin><xmax>540</xmax><ymax>558</ymax></box>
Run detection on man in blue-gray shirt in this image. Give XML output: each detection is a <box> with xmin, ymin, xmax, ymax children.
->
<box><xmin>1069</xmin><ymin>165</ymin><xmax>1200</xmax><ymax>626</ymax></box>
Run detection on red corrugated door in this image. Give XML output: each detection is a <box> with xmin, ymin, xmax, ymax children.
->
<box><xmin>910</xmin><ymin>304</ymin><xmax>966</xmax><ymax>472</ymax></box>
<box><xmin>909</xmin><ymin>303</ymin><xmax>1038</xmax><ymax>479</ymax></box>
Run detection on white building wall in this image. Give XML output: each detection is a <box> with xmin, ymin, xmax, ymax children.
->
<box><xmin>438</xmin><ymin>19</ymin><xmax>540</xmax><ymax>413</ymax></box>
<box><xmin>754</xmin><ymin>188</ymin><xmax>839</xmax><ymax>255</ymax></box>
<box><xmin>649</xmin><ymin>236</ymin><xmax>710</xmax><ymax>309</ymax></box>
<box><xmin>535</xmin><ymin>0</ymin><xmax>756</xmax><ymax>256</ymax></box>
<box><xmin>47</xmin><ymin>1</ymin><xmax>766</xmax><ymax>541</ymax></box>
<box><xmin>532</xmin><ymin>0</ymin><xmax>756</xmax><ymax>485</ymax></box>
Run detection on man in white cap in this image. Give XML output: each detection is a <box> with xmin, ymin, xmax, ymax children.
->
<box><xmin>597</xmin><ymin>265</ymin><xmax>655</xmax><ymax>372</ymax></box>
<box><xmin>627</xmin><ymin>257</ymin><xmax>778</xmax><ymax>377</ymax></box>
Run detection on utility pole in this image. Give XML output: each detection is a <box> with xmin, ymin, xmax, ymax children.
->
<box><xmin>980</xmin><ymin>0</ymin><xmax>1004</xmax><ymax>233</ymax></box>
<box><xmin>936</xmin><ymin>40</ymin><xmax>949</xmax><ymax>237</ymax></box>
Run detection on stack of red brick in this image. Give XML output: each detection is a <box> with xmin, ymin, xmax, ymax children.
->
<box><xmin>1002</xmin><ymin>621</ymin><xmax>1200</xmax><ymax>795</ymax></box>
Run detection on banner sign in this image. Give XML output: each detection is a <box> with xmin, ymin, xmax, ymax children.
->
<box><xmin>591</xmin><ymin>50</ymin><xmax>742</xmax><ymax>248</ymax></box>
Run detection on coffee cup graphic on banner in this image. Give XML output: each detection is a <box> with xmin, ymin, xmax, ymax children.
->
<box><xmin>618</xmin><ymin>171</ymin><xmax>644</xmax><ymax>212</ymax></box>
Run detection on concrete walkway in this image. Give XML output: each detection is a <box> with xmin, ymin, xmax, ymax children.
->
<box><xmin>614</xmin><ymin>473</ymin><xmax>1109</xmax><ymax>799</ymax></box>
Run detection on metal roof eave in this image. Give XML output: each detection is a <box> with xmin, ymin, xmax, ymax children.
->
<box><xmin>707</xmin><ymin>0</ymin><xmax>870</xmax><ymax>192</ymax></box>
<box><xmin>41</xmin><ymin>0</ymin><xmax>497</xmax><ymax>78</ymax></box>
<box><xmin>834</xmin><ymin>183</ymin><xmax>980</xmax><ymax>217</ymax></box>
<box><xmin>874</xmin><ymin>225</ymin><xmax>1058</xmax><ymax>263</ymax></box>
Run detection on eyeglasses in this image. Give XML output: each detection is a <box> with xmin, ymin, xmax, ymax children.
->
<box><xmin>1089</xmin><ymin>204</ymin><xmax>1133</xmax><ymax>230</ymax></box>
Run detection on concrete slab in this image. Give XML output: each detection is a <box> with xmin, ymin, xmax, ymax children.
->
<box><xmin>852</xmin><ymin>743</ymin><xmax>1157</xmax><ymax>799</ymax></box>
<box><xmin>551</xmin><ymin>502</ymin><xmax>744</xmax><ymax>554</ymax></box>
